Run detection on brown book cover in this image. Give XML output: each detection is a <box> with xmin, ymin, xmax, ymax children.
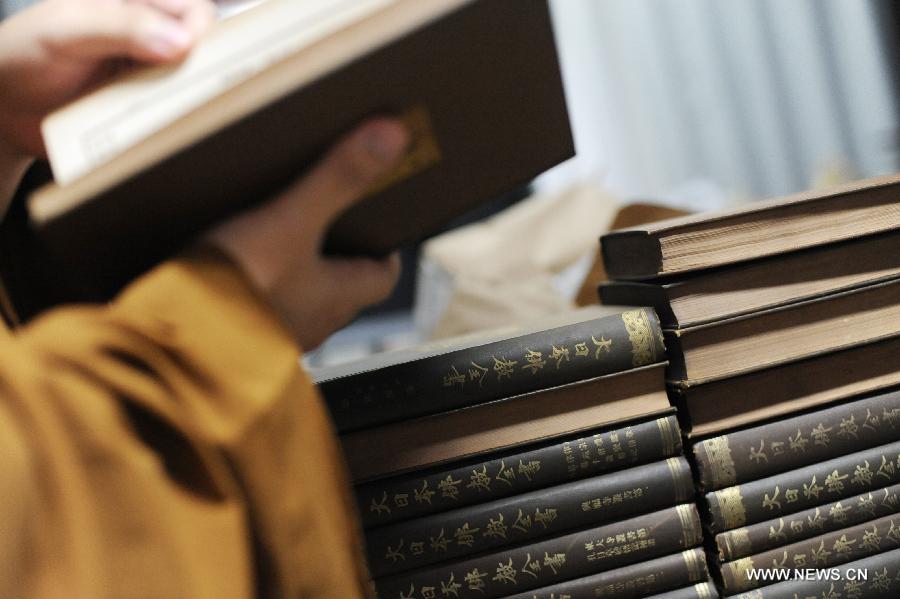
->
<box><xmin>717</xmin><ymin>483</ymin><xmax>900</xmax><ymax>562</ymax></box>
<box><xmin>28</xmin><ymin>0</ymin><xmax>573</xmax><ymax>301</ymax></box>
<box><xmin>677</xmin><ymin>336</ymin><xmax>900</xmax><ymax>437</ymax></box>
<box><xmin>340</xmin><ymin>363</ymin><xmax>671</xmax><ymax>482</ymax></box>
<box><xmin>366</xmin><ymin>457</ymin><xmax>694</xmax><ymax>577</ymax></box>
<box><xmin>500</xmin><ymin>548</ymin><xmax>709</xmax><ymax>599</ymax></box>
<box><xmin>373</xmin><ymin>504</ymin><xmax>702</xmax><ymax>599</ymax></box>
<box><xmin>706</xmin><ymin>441</ymin><xmax>900</xmax><ymax>533</ymax></box>
<box><xmin>666</xmin><ymin>278</ymin><xmax>900</xmax><ymax>385</ymax></box>
<box><xmin>320</xmin><ymin>306</ymin><xmax>666</xmax><ymax>432</ymax></box>
<box><xmin>693</xmin><ymin>388</ymin><xmax>900</xmax><ymax>490</ymax></box>
<box><xmin>730</xmin><ymin>547</ymin><xmax>900</xmax><ymax>599</ymax></box>
<box><xmin>720</xmin><ymin>512</ymin><xmax>900</xmax><ymax>593</ymax></box>
<box><xmin>599</xmin><ymin>231</ymin><xmax>900</xmax><ymax>329</ymax></box>
<box><xmin>355</xmin><ymin>414</ymin><xmax>682</xmax><ymax>529</ymax></box>
<box><xmin>600</xmin><ymin>174</ymin><xmax>900</xmax><ymax>280</ymax></box>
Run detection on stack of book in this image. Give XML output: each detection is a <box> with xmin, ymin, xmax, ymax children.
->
<box><xmin>314</xmin><ymin>306</ymin><xmax>712</xmax><ymax>599</ymax></box>
<box><xmin>599</xmin><ymin>175</ymin><xmax>900</xmax><ymax>598</ymax></box>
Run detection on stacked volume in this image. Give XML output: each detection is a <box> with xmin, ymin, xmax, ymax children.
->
<box><xmin>600</xmin><ymin>174</ymin><xmax>900</xmax><ymax>598</ymax></box>
<box><xmin>315</xmin><ymin>306</ymin><xmax>713</xmax><ymax>598</ymax></box>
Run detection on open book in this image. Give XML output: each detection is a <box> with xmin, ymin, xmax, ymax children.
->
<box><xmin>28</xmin><ymin>0</ymin><xmax>573</xmax><ymax>299</ymax></box>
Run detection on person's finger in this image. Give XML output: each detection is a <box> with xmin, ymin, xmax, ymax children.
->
<box><xmin>276</xmin><ymin>119</ymin><xmax>409</xmax><ymax>235</ymax></box>
<box><xmin>46</xmin><ymin>3</ymin><xmax>200</xmax><ymax>62</ymax></box>
<box><xmin>135</xmin><ymin>0</ymin><xmax>216</xmax><ymax>37</ymax></box>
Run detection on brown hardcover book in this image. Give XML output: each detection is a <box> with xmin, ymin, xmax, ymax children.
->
<box><xmin>720</xmin><ymin>512</ymin><xmax>900</xmax><ymax>593</ymax></box>
<box><xmin>666</xmin><ymin>278</ymin><xmax>900</xmax><ymax>385</ymax></box>
<box><xmin>717</xmin><ymin>483</ymin><xmax>900</xmax><ymax>562</ymax></box>
<box><xmin>366</xmin><ymin>457</ymin><xmax>694</xmax><ymax>577</ymax></box>
<box><xmin>600</xmin><ymin>174</ymin><xmax>900</xmax><ymax>280</ymax></box>
<box><xmin>355</xmin><ymin>414</ymin><xmax>682</xmax><ymax>529</ymax></box>
<box><xmin>373</xmin><ymin>504</ymin><xmax>702</xmax><ymax>599</ymax></box>
<box><xmin>645</xmin><ymin>582</ymin><xmax>719</xmax><ymax>599</ymax></box>
<box><xmin>599</xmin><ymin>232</ymin><xmax>900</xmax><ymax>329</ymax></box>
<box><xmin>340</xmin><ymin>362</ymin><xmax>671</xmax><ymax>482</ymax></box>
<box><xmin>676</xmin><ymin>336</ymin><xmax>900</xmax><ymax>437</ymax></box>
<box><xmin>27</xmin><ymin>0</ymin><xmax>573</xmax><ymax>300</ymax></box>
<box><xmin>705</xmin><ymin>441</ymin><xmax>900</xmax><ymax>533</ymax></box>
<box><xmin>500</xmin><ymin>548</ymin><xmax>709</xmax><ymax>599</ymax></box>
<box><xmin>729</xmin><ymin>547</ymin><xmax>900</xmax><ymax>599</ymax></box>
<box><xmin>319</xmin><ymin>306</ymin><xmax>666</xmax><ymax>432</ymax></box>
<box><xmin>693</xmin><ymin>389</ymin><xmax>900</xmax><ymax>490</ymax></box>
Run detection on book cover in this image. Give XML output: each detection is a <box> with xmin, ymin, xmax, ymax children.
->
<box><xmin>356</xmin><ymin>414</ymin><xmax>682</xmax><ymax>528</ymax></box>
<box><xmin>320</xmin><ymin>307</ymin><xmax>665</xmax><ymax>432</ymax></box>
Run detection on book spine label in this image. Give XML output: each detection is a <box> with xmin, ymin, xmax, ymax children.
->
<box><xmin>717</xmin><ymin>483</ymin><xmax>900</xmax><ymax>561</ymax></box>
<box><xmin>499</xmin><ymin>548</ymin><xmax>708</xmax><ymax>599</ymax></box>
<box><xmin>324</xmin><ymin>308</ymin><xmax>666</xmax><ymax>432</ymax></box>
<box><xmin>373</xmin><ymin>503</ymin><xmax>702</xmax><ymax>599</ymax></box>
<box><xmin>357</xmin><ymin>415</ymin><xmax>681</xmax><ymax>528</ymax></box>
<box><xmin>705</xmin><ymin>441</ymin><xmax>900</xmax><ymax>533</ymax></box>
<box><xmin>721</xmin><ymin>512</ymin><xmax>900</xmax><ymax>593</ymax></box>
<box><xmin>733</xmin><ymin>547</ymin><xmax>900</xmax><ymax>599</ymax></box>
<box><xmin>367</xmin><ymin>457</ymin><xmax>694</xmax><ymax>577</ymax></box>
<box><xmin>645</xmin><ymin>582</ymin><xmax>719</xmax><ymax>599</ymax></box>
<box><xmin>694</xmin><ymin>390</ymin><xmax>900</xmax><ymax>490</ymax></box>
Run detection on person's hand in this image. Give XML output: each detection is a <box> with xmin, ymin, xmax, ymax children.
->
<box><xmin>0</xmin><ymin>0</ymin><xmax>216</xmax><ymax>158</ymax></box>
<box><xmin>206</xmin><ymin>119</ymin><xmax>408</xmax><ymax>350</ymax></box>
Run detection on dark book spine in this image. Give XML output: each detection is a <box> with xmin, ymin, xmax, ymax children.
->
<box><xmin>732</xmin><ymin>547</ymin><xmax>900</xmax><ymax>599</ymax></box>
<box><xmin>373</xmin><ymin>504</ymin><xmax>702</xmax><ymax>599</ymax></box>
<box><xmin>367</xmin><ymin>457</ymin><xmax>694</xmax><ymax>577</ymax></box>
<box><xmin>705</xmin><ymin>441</ymin><xmax>900</xmax><ymax>533</ymax></box>
<box><xmin>720</xmin><ymin>512</ymin><xmax>900</xmax><ymax>594</ymax></box>
<box><xmin>694</xmin><ymin>389</ymin><xmax>900</xmax><ymax>490</ymax></box>
<box><xmin>323</xmin><ymin>308</ymin><xmax>666</xmax><ymax>432</ymax></box>
<box><xmin>499</xmin><ymin>548</ymin><xmax>708</xmax><ymax>599</ymax></box>
<box><xmin>645</xmin><ymin>582</ymin><xmax>719</xmax><ymax>599</ymax></box>
<box><xmin>357</xmin><ymin>415</ymin><xmax>682</xmax><ymax>528</ymax></box>
<box><xmin>717</xmin><ymin>483</ymin><xmax>900</xmax><ymax>561</ymax></box>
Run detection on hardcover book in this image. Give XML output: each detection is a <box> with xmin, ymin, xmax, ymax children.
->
<box><xmin>693</xmin><ymin>389</ymin><xmax>900</xmax><ymax>490</ymax></box>
<box><xmin>365</xmin><ymin>457</ymin><xmax>693</xmax><ymax>577</ymax></box>
<box><xmin>27</xmin><ymin>0</ymin><xmax>573</xmax><ymax>299</ymax></box>
<box><xmin>665</xmin><ymin>278</ymin><xmax>900</xmax><ymax>385</ymax></box>
<box><xmin>316</xmin><ymin>305</ymin><xmax>666</xmax><ymax>433</ymax></box>
<box><xmin>599</xmin><ymin>231</ymin><xmax>900</xmax><ymax>328</ymax></box>
<box><xmin>720</xmin><ymin>512</ymin><xmax>900</xmax><ymax>593</ymax></box>
<box><xmin>600</xmin><ymin>174</ymin><xmax>900</xmax><ymax>280</ymax></box>
<box><xmin>340</xmin><ymin>363</ymin><xmax>671</xmax><ymax>481</ymax></box>
<box><xmin>675</xmin><ymin>336</ymin><xmax>900</xmax><ymax>436</ymax></box>
<box><xmin>501</xmin><ymin>549</ymin><xmax>709</xmax><ymax>599</ymax></box>
<box><xmin>373</xmin><ymin>504</ymin><xmax>702</xmax><ymax>599</ymax></box>
<box><xmin>705</xmin><ymin>440</ymin><xmax>900</xmax><ymax>533</ymax></box>
<box><xmin>728</xmin><ymin>547</ymin><xmax>900</xmax><ymax>598</ymax></box>
<box><xmin>716</xmin><ymin>483</ymin><xmax>900</xmax><ymax>562</ymax></box>
<box><xmin>354</xmin><ymin>414</ymin><xmax>682</xmax><ymax>528</ymax></box>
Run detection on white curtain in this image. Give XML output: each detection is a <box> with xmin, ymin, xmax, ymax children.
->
<box><xmin>542</xmin><ymin>0</ymin><xmax>898</xmax><ymax>210</ymax></box>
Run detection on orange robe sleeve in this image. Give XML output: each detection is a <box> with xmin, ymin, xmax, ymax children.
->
<box><xmin>0</xmin><ymin>248</ymin><xmax>370</xmax><ymax>599</ymax></box>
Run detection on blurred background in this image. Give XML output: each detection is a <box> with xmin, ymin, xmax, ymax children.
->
<box><xmin>314</xmin><ymin>0</ymin><xmax>900</xmax><ymax>365</ymax></box>
<box><xmin>3</xmin><ymin>0</ymin><xmax>898</xmax><ymax>362</ymax></box>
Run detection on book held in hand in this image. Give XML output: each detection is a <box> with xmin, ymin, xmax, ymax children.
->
<box><xmin>28</xmin><ymin>0</ymin><xmax>573</xmax><ymax>299</ymax></box>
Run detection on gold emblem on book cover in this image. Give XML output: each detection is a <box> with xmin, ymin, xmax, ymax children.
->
<box><xmin>676</xmin><ymin>504</ymin><xmax>702</xmax><ymax>546</ymax></box>
<box><xmin>721</xmin><ymin>528</ymin><xmax>752</xmax><ymax>561</ymax></box>
<box><xmin>681</xmin><ymin>549</ymin><xmax>704</xmax><ymax>581</ymax></box>
<box><xmin>622</xmin><ymin>309</ymin><xmax>659</xmax><ymax>367</ymax></box>
<box><xmin>365</xmin><ymin>104</ymin><xmax>442</xmax><ymax>198</ymax></box>
<box><xmin>695</xmin><ymin>582</ymin><xmax>715</xmax><ymax>599</ymax></box>
<box><xmin>701</xmin><ymin>436</ymin><xmax>737</xmax><ymax>488</ymax></box>
<box><xmin>716</xmin><ymin>486</ymin><xmax>748</xmax><ymax>529</ymax></box>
